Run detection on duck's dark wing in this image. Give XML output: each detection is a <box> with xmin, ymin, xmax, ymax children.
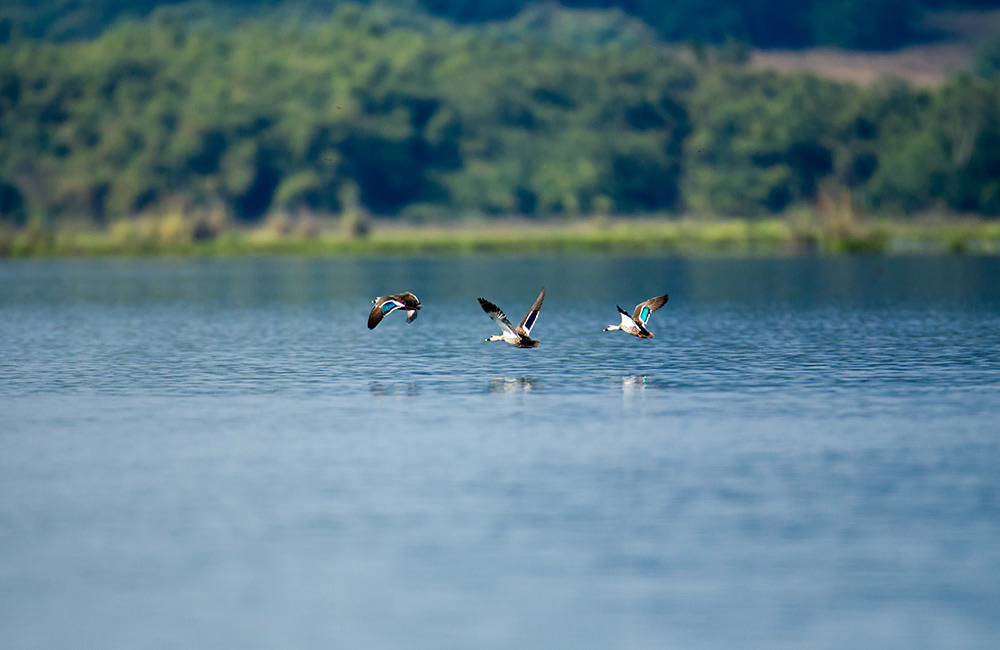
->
<box><xmin>517</xmin><ymin>287</ymin><xmax>546</xmax><ymax>336</ymax></box>
<box><xmin>632</xmin><ymin>293</ymin><xmax>668</xmax><ymax>326</ymax></box>
<box><xmin>368</xmin><ymin>301</ymin><xmax>386</xmax><ymax>329</ymax></box>
<box><xmin>478</xmin><ymin>298</ymin><xmax>516</xmax><ymax>336</ymax></box>
<box><xmin>368</xmin><ymin>297</ymin><xmax>403</xmax><ymax>329</ymax></box>
<box><xmin>615</xmin><ymin>305</ymin><xmax>634</xmax><ymax>327</ymax></box>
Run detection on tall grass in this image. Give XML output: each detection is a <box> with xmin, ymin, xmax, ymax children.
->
<box><xmin>2</xmin><ymin>213</ymin><xmax>999</xmax><ymax>257</ymax></box>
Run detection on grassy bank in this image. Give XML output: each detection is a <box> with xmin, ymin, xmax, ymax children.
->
<box><xmin>3</xmin><ymin>215</ymin><xmax>1000</xmax><ymax>258</ymax></box>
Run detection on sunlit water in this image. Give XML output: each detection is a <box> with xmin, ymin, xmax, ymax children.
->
<box><xmin>2</xmin><ymin>255</ymin><xmax>999</xmax><ymax>650</ymax></box>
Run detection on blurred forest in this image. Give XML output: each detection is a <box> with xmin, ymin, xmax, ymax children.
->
<box><xmin>2</xmin><ymin>1</ymin><xmax>1000</xmax><ymax>231</ymax></box>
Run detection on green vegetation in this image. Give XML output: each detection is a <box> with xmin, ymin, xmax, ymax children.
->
<box><xmin>4</xmin><ymin>214</ymin><xmax>999</xmax><ymax>258</ymax></box>
<box><xmin>1</xmin><ymin>3</ymin><xmax>1000</xmax><ymax>257</ymax></box>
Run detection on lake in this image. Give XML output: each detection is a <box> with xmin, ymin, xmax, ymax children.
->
<box><xmin>1</xmin><ymin>255</ymin><xmax>999</xmax><ymax>650</ymax></box>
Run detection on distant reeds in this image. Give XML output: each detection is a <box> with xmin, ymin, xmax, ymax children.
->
<box><xmin>2</xmin><ymin>213</ymin><xmax>999</xmax><ymax>257</ymax></box>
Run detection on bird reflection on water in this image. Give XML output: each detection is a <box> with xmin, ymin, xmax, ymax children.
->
<box><xmin>621</xmin><ymin>374</ymin><xmax>651</xmax><ymax>403</ymax></box>
<box><xmin>369</xmin><ymin>381</ymin><xmax>421</xmax><ymax>397</ymax></box>
<box><xmin>621</xmin><ymin>374</ymin><xmax>651</xmax><ymax>389</ymax></box>
<box><xmin>486</xmin><ymin>376</ymin><xmax>538</xmax><ymax>394</ymax></box>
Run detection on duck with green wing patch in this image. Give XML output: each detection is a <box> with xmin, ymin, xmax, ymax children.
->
<box><xmin>604</xmin><ymin>293</ymin><xmax>669</xmax><ymax>338</ymax></box>
<box><xmin>368</xmin><ymin>292</ymin><xmax>422</xmax><ymax>330</ymax></box>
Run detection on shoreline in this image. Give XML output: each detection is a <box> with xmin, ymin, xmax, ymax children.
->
<box><xmin>3</xmin><ymin>216</ymin><xmax>1000</xmax><ymax>258</ymax></box>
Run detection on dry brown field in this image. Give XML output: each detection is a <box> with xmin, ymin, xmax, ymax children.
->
<box><xmin>750</xmin><ymin>9</ymin><xmax>1000</xmax><ymax>86</ymax></box>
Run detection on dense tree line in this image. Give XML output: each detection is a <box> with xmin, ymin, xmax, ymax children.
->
<box><xmin>1</xmin><ymin>5</ymin><xmax>999</xmax><ymax>227</ymax></box>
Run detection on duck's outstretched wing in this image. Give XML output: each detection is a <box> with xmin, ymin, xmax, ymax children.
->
<box><xmin>616</xmin><ymin>305</ymin><xmax>635</xmax><ymax>327</ymax></box>
<box><xmin>517</xmin><ymin>287</ymin><xmax>546</xmax><ymax>336</ymax></box>
<box><xmin>632</xmin><ymin>293</ymin><xmax>669</xmax><ymax>327</ymax></box>
<box><xmin>478</xmin><ymin>298</ymin><xmax>516</xmax><ymax>336</ymax></box>
<box><xmin>368</xmin><ymin>297</ymin><xmax>404</xmax><ymax>330</ymax></box>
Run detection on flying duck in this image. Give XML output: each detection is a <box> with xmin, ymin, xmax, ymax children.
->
<box><xmin>603</xmin><ymin>293</ymin><xmax>669</xmax><ymax>338</ymax></box>
<box><xmin>368</xmin><ymin>292</ymin><xmax>422</xmax><ymax>330</ymax></box>
<box><xmin>478</xmin><ymin>287</ymin><xmax>546</xmax><ymax>348</ymax></box>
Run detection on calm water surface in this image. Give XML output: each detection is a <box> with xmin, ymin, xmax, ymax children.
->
<box><xmin>1</xmin><ymin>255</ymin><xmax>999</xmax><ymax>650</ymax></box>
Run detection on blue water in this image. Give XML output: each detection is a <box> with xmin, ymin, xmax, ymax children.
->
<box><xmin>1</xmin><ymin>255</ymin><xmax>999</xmax><ymax>650</ymax></box>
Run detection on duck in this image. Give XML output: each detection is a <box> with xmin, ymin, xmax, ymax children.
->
<box><xmin>478</xmin><ymin>287</ymin><xmax>546</xmax><ymax>348</ymax></box>
<box><xmin>368</xmin><ymin>292</ymin><xmax>422</xmax><ymax>330</ymax></box>
<box><xmin>603</xmin><ymin>293</ymin><xmax>669</xmax><ymax>338</ymax></box>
